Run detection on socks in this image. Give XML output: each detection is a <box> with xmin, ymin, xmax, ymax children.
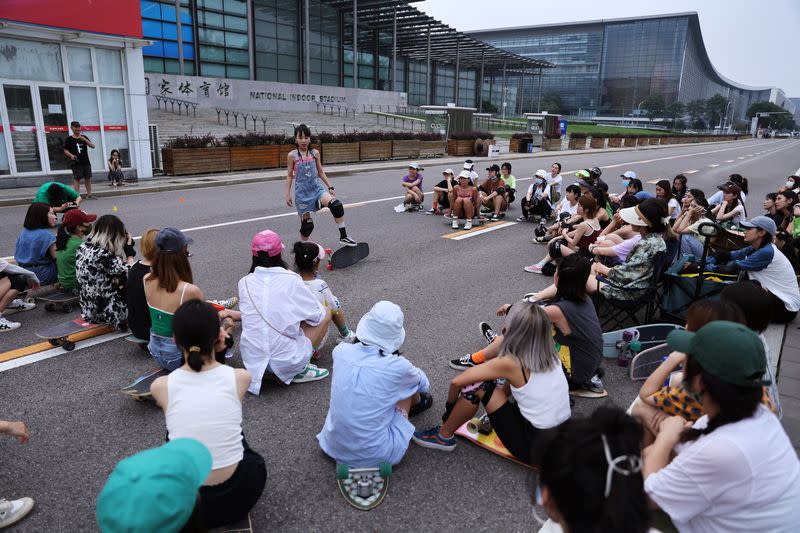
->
<box><xmin>338</xmin><ymin>226</ymin><xmax>347</xmax><ymax>239</ymax></box>
<box><xmin>338</xmin><ymin>324</ymin><xmax>350</xmax><ymax>337</ymax></box>
<box><xmin>536</xmin><ymin>259</ymin><xmax>547</xmax><ymax>267</ymax></box>
<box><xmin>470</xmin><ymin>350</ymin><xmax>486</xmax><ymax>364</ymax></box>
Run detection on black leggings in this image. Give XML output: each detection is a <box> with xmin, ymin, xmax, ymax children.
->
<box><xmin>199</xmin><ymin>441</ymin><xmax>267</xmax><ymax>528</ymax></box>
<box><xmin>766</xmin><ymin>290</ymin><xmax>799</xmax><ymax>324</ymax></box>
<box><xmin>521</xmin><ymin>197</ymin><xmax>552</xmax><ymax>219</ymax></box>
<box><xmin>485</xmin><ymin>399</ymin><xmax>556</xmax><ymax>466</ymax></box>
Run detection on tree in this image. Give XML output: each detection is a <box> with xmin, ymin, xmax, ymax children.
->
<box><xmin>705</xmin><ymin>94</ymin><xmax>730</xmax><ymax>129</ymax></box>
<box><xmin>686</xmin><ymin>99</ymin><xmax>707</xmax><ymax>128</ymax></box>
<box><xmin>746</xmin><ymin>101</ymin><xmax>796</xmax><ymax>130</ymax></box>
<box><xmin>641</xmin><ymin>94</ymin><xmax>666</xmax><ymax>120</ymax></box>
<box><xmin>538</xmin><ymin>92</ymin><xmax>563</xmax><ymax>114</ymax></box>
<box><xmin>481</xmin><ymin>99</ymin><xmax>498</xmax><ymax>113</ymax></box>
<box><xmin>665</xmin><ymin>101</ymin><xmax>685</xmax><ymax>128</ymax></box>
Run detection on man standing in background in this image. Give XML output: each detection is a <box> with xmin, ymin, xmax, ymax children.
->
<box><xmin>63</xmin><ymin>121</ymin><xmax>96</xmax><ymax>199</ymax></box>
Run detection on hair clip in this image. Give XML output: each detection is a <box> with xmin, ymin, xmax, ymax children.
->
<box><xmin>188</xmin><ymin>346</ymin><xmax>201</xmax><ymax>353</ymax></box>
<box><xmin>601</xmin><ymin>433</ymin><xmax>641</xmax><ymax>498</ymax></box>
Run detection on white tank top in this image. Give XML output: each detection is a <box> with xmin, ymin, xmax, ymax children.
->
<box><xmin>166</xmin><ymin>365</ymin><xmax>244</xmax><ymax>469</ymax></box>
<box><xmin>510</xmin><ymin>363</ymin><xmax>571</xmax><ymax>429</ymax></box>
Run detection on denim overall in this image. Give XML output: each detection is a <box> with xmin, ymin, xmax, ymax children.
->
<box><xmin>292</xmin><ymin>149</ymin><xmax>326</xmax><ymax>215</ymax></box>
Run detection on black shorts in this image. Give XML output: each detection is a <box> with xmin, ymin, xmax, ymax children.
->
<box><xmin>70</xmin><ymin>162</ymin><xmax>92</xmax><ymax>181</ymax></box>
<box><xmin>487</xmin><ymin>399</ymin><xmax>558</xmax><ymax>466</ymax></box>
<box><xmin>0</xmin><ymin>272</ymin><xmax>28</xmax><ymax>292</ymax></box>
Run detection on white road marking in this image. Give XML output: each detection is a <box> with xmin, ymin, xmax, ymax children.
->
<box><xmin>724</xmin><ymin>160</ymin><xmax>735</xmax><ymax>163</ymax></box>
<box><xmin>683</xmin><ymin>170</ymin><xmax>699</xmax><ymax>174</ymax></box>
<box><xmin>737</xmin><ymin>156</ymin><xmax>745</xmax><ymax>159</ymax></box>
<box><xmin>708</xmin><ymin>164</ymin><xmax>719</xmax><ymax>168</ymax></box>
<box><xmin>449</xmin><ymin>222</ymin><xmax>517</xmax><ymax>240</ymax></box>
<box><xmin>0</xmin><ymin>331</ymin><xmax>128</xmax><ymax>373</ymax></box>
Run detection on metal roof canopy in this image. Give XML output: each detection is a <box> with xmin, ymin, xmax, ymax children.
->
<box><xmin>325</xmin><ymin>0</ymin><xmax>554</xmax><ymax>69</ymax></box>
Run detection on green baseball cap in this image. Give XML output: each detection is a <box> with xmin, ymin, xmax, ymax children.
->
<box><xmin>667</xmin><ymin>321</ymin><xmax>768</xmax><ymax>388</ymax></box>
<box><xmin>97</xmin><ymin>438</ymin><xmax>211</xmax><ymax>533</ymax></box>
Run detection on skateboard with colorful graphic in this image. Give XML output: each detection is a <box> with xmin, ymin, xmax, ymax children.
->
<box><xmin>34</xmin><ymin>318</ymin><xmax>112</xmax><ymax>351</ymax></box>
<box><xmin>37</xmin><ymin>290</ymin><xmax>79</xmax><ymax>313</ymax></box>
<box><xmin>602</xmin><ymin>324</ymin><xmax>683</xmax><ymax>359</ymax></box>
<box><xmin>336</xmin><ymin>462</ymin><xmax>391</xmax><ymax>510</ymax></box>
<box><xmin>455</xmin><ymin>417</ymin><xmax>533</xmax><ymax>469</ymax></box>
<box><xmin>121</xmin><ymin>367</ymin><xmax>169</xmax><ymax>401</ymax></box>
<box><xmin>329</xmin><ymin>242</ymin><xmax>369</xmax><ymax>270</ymax></box>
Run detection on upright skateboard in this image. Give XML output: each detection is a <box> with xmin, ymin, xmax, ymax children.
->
<box><xmin>602</xmin><ymin>324</ymin><xmax>683</xmax><ymax>359</ymax></box>
<box><xmin>329</xmin><ymin>242</ymin><xmax>369</xmax><ymax>270</ymax></box>
<box><xmin>336</xmin><ymin>462</ymin><xmax>391</xmax><ymax>510</ymax></box>
<box><xmin>35</xmin><ymin>318</ymin><xmax>112</xmax><ymax>351</ymax></box>
<box><xmin>121</xmin><ymin>367</ymin><xmax>169</xmax><ymax>401</ymax></box>
<box><xmin>37</xmin><ymin>290</ymin><xmax>79</xmax><ymax>313</ymax></box>
<box><xmin>629</xmin><ymin>343</ymin><xmax>673</xmax><ymax>381</ymax></box>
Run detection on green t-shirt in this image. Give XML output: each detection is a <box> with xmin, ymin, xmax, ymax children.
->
<box><xmin>34</xmin><ymin>182</ymin><xmax>79</xmax><ymax>206</ymax></box>
<box><xmin>502</xmin><ymin>174</ymin><xmax>517</xmax><ymax>190</ymax></box>
<box><xmin>56</xmin><ymin>235</ymin><xmax>83</xmax><ymax>290</ymax></box>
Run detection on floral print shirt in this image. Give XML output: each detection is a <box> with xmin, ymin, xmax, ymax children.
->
<box><xmin>601</xmin><ymin>233</ymin><xmax>666</xmax><ymax>301</ymax></box>
<box><xmin>75</xmin><ymin>242</ymin><xmax>129</xmax><ymax>329</ymax></box>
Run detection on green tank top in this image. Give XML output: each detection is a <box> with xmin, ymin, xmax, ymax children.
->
<box><xmin>147</xmin><ymin>282</ymin><xmax>188</xmax><ymax>337</ymax></box>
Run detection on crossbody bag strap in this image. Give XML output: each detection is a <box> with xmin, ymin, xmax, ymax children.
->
<box><xmin>244</xmin><ymin>276</ymin><xmax>296</xmax><ymax>340</ymax></box>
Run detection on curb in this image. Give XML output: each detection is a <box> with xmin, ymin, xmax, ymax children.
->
<box><xmin>0</xmin><ymin>140</ymin><xmax>749</xmax><ymax>208</ymax></box>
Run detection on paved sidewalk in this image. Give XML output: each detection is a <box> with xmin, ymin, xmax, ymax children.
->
<box><xmin>779</xmin><ymin>318</ymin><xmax>800</xmax><ymax>453</ymax></box>
<box><xmin>0</xmin><ymin>139</ymin><xmax>747</xmax><ymax>207</ymax></box>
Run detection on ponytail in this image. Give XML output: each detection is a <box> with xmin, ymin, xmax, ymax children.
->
<box><xmin>172</xmin><ymin>300</ymin><xmax>220</xmax><ymax>372</ymax></box>
<box><xmin>187</xmin><ymin>346</ymin><xmax>204</xmax><ymax>372</ymax></box>
<box><xmin>293</xmin><ymin>241</ymin><xmax>320</xmax><ymax>274</ymax></box>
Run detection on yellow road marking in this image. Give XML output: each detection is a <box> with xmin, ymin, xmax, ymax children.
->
<box><xmin>442</xmin><ymin>220</ymin><xmax>509</xmax><ymax>239</ymax></box>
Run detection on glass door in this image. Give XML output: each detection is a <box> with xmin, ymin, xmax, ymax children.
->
<box><xmin>39</xmin><ymin>87</ymin><xmax>70</xmax><ymax>171</ymax></box>
<box><xmin>3</xmin><ymin>85</ymin><xmax>41</xmax><ymax>173</ymax></box>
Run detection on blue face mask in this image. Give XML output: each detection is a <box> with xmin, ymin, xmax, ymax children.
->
<box><xmin>622</xmin><ymin>180</ymin><xmax>630</xmax><ymax>188</ymax></box>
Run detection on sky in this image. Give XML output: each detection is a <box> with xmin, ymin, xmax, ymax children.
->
<box><xmin>416</xmin><ymin>0</ymin><xmax>800</xmax><ymax>96</ymax></box>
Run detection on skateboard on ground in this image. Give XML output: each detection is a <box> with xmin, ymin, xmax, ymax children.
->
<box><xmin>329</xmin><ymin>242</ymin><xmax>369</xmax><ymax>270</ymax></box>
<box><xmin>121</xmin><ymin>367</ymin><xmax>169</xmax><ymax>401</ymax></box>
<box><xmin>210</xmin><ymin>513</ymin><xmax>254</xmax><ymax>533</ymax></box>
<box><xmin>602</xmin><ymin>324</ymin><xmax>683</xmax><ymax>359</ymax></box>
<box><xmin>37</xmin><ymin>290</ymin><xmax>79</xmax><ymax>313</ymax></box>
<box><xmin>336</xmin><ymin>462</ymin><xmax>391</xmax><ymax>510</ymax></box>
<box><xmin>454</xmin><ymin>416</ymin><xmax>533</xmax><ymax>469</ymax></box>
<box><xmin>34</xmin><ymin>318</ymin><xmax>113</xmax><ymax>351</ymax></box>
<box><xmin>444</xmin><ymin>215</ymin><xmax>488</xmax><ymax>227</ymax></box>
<box><xmin>629</xmin><ymin>343</ymin><xmax>672</xmax><ymax>381</ymax></box>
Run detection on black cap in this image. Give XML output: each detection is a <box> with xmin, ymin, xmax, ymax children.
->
<box><xmin>486</xmin><ymin>164</ymin><xmax>500</xmax><ymax>172</ymax></box>
<box><xmin>156</xmin><ymin>227</ymin><xmax>193</xmax><ymax>254</ymax></box>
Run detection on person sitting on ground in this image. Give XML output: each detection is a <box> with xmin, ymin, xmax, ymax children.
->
<box><xmin>534</xmin><ymin>406</ymin><xmax>650</xmax><ymax>533</ymax></box>
<box><xmin>593</xmin><ymin>195</ymin><xmax>642</xmax><ymax>246</ymax></box>
<box><xmin>427</xmin><ymin>169</ymin><xmax>456</xmax><ymax>216</ymax></box>
<box><xmin>478</xmin><ymin>164</ymin><xmax>507</xmax><ymax>221</ymax></box>
<box><xmin>500</xmin><ymin>162</ymin><xmax>517</xmax><ymax>205</ymax></box>
<box><xmin>715</xmin><ymin>216</ymin><xmax>800</xmax><ymax>323</ymax></box>
<box><xmin>763</xmin><ymin>192</ymin><xmax>783</xmax><ymax>228</ymax></box>
<box><xmin>611</xmin><ymin>176</ymin><xmax>643</xmax><ymax>207</ymax></box>
<box><xmin>534</xmin><ymin>185</ymin><xmax>581</xmax><ymax>243</ymax></box>
<box><xmin>710</xmin><ymin>183</ymin><xmax>745</xmax><ymax>228</ymax></box>
<box><xmin>97</xmin><ymin>438</ymin><xmax>211</xmax><ymax>533</ymax></box>
<box><xmin>774</xmin><ymin>189</ymin><xmax>798</xmax><ymax>232</ymax></box>
<box><xmin>679</xmin><ymin>187</ymin><xmax>705</xmax><ymax>212</ymax></box>
<box><xmin>780</xmin><ymin>175</ymin><xmax>800</xmax><ymax>195</ymax></box>
<box><xmin>317</xmin><ymin>300</ymin><xmax>433</xmax><ymax>467</ymax></box>
<box><xmin>126</xmin><ymin>228</ymin><xmax>158</xmax><ymax>343</ymax></box>
<box><xmin>14</xmin><ymin>202</ymin><xmax>58</xmax><ymax>286</ymax></box>
<box><xmin>524</xmin><ymin>194</ymin><xmax>601</xmax><ymax>273</ymax></box>
<box><xmin>0</xmin><ymin>259</ymin><xmax>38</xmax><ymax>332</ymax></box>
<box><xmin>55</xmin><ymin>209</ymin><xmax>96</xmax><ymax>293</ymax></box>
<box><xmin>401</xmin><ymin>162</ymin><xmax>424</xmax><ymax>210</ymax></box>
<box><xmin>463</xmin><ymin>160</ymin><xmax>480</xmax><ymax>184</ymax></box>
<box><xmin>238</xmin><ymin>230</ymin><xmax>331</xmax><ymax>394</ymax></box>
<box><xmin>610</xmin><ymin>170</ymin><xmax>637</xmax><ymax>204</ymax></box>
<box><xmin>448</xmin><ymin>170</ymin><xmax>480</xmax><ymax>230</ymax></box>
<box><xmin>643</xmin><ymin>321</ymin><xmax>800</xmax><ymax>533</ymax></box>
<box><xmin>547</xmin><ymin>162</ymin><xmax>563</xmax><ymax>203</ymax></box>
<box><xmin>673</xmin><ymin>196</ymin><xmax>712</xmax><ymax>258</ymax></box>
<box><xmin>294</xmin><ymin>241</ymin><xmax>356</xmax><ymax>345</ymax></box>
<box><xmin>656</xmin><ymin>179</ymin><xmax>681</xmax><ymax>221</ymax></box>
<box><xmin>150</xmin><ymin>300</ymin><xmax>266</xmax><ymax>529</ymax></box>
<box><xmin>708</xmin><ymin>174</ymin><xmax>748</xmax><ymax>206</ymax></box>
<box><xmin>75</xmin><ymin>214</ymin><xmax>136</xmax><ymax>329</ymax></box>
<box><xmin>0</xmin><ymin>419</ymin><xmax>33</xmax><ymax>530</ymax></box>
<box><xmin>589</xmin><ymin>198</ymin><xmax>644</xmax><ymax>266</ymax></box>
<box><xmin>519</xmin><ymin>170</ymin><xmax>552</xmax><ymax>222</ymax></box>
<box><xmin>32</xmin><ymin>181</ymin><xmax>82</xmax><ymax>213</ymax></box>
<box><xmin>671</xmin><ymin>174</ymin><xmax>688</xmax><ymax>204</ymax></box>
<box><xmin>107</xmin><ymin>149</ymin><xmax>125</xmax><ymax>187</ymax></box>
<box><xmin>413</xmin><ymin>301</ymin><xmax>570</xmax><ymax>463</ymax></box>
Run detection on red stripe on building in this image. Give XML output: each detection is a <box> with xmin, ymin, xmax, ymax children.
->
<box><xmin>104</xmin><ymin>125</ymin><xmax>128</xmax><ymax>131</ymax></box>
<box><xmin>80</xmin><ymin>125</ymin><xmax>101</xmax><ymax>131</ymax></box>
<box><xmin>9</xmin><ymin>125</ymin><xmax>36</xmax><ymax>132</ymax></box>
<box><xmin>44</xmin><ymin>126</ymin><xmax>68</xmax><ymax>133</ymax></box>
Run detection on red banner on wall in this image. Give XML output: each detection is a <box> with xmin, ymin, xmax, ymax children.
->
<box><xmin>0</xmin><ymin>1</ymin><xmax>142</xmax><ymax>39</ymax></box>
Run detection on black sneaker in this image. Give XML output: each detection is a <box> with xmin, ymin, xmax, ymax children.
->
<box><xmin>490</xmin><ymin>213</ymin><xmax>500</xmax><ymax>221</ymax></box>
<box><xmin>339</xmin><ymin>236</ymin><xmax>357</xmax><ymax>247</ymax></box>
<box><xmin>449</xmin><ymin>354</ymin><xmax>477</xmax><ymax>371</ymax></box>
<box><xmin>409</xmin><ymin>391</ymin><xmax>433</xmax><ymax>417</ymax></box>
<box><xmin>479</xmin><ymin>321</ymin><xmax>497</xmax><ymax>343</ymax></box>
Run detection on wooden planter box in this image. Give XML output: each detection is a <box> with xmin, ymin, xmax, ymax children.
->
<box><xmin>419</xmin><ymin>140</ymin><xmax>445</xmax><ymax>158</ymax></box>
<box><xmin>446</xmin><ymin>139</ymin><xmax>474</xmax><ymax>156</ymax></box>
<box><xmin>392</xmin><ymin>139</ymin><xmax>421</xmax><ymax>159</ymax></box>
<box><xmin>359</xmin><ymin>140</ymin><xmax>392</xmax><ymax>161</ymax></box>
<box><xmin>589</xmin><ymin>137</ymin><xmax>605</xmax><ymax>149</ymax></box>
<box><xmin>162</xmin><ymin>147</ymin><xmax>230</xmax><ymax>176</ymax></box>
<box><xmin>230</xmin><ymin>145</ymin><xmax>281</xmax><ymax>171</ymax></box>
<box><xmin>510</xmin><ymin>137</ymin><xmax>532</xmax><ymax>153</ymax></box>
<box><xmin>542</xmin><ymin>137</ymin><xmax>562</xmax><ymax>151</ymax></box>
<box><xmin>659</xmin><ymin>136</ymin><xmax>670</xmax><ymax>145</ymax></box>
<box><xmin>634</xmin><ymin>137</ymin><xmax>647</xmax><ymax>147</ymax></box>
<box><xmin>607</xmin><ymin>137</ymin><xmax>623</xmax><ymax>148</ymax></box>
<box><xmin>568</xmin><ymin>137</ymin><xmax>587</xmax><ymax>150</ymax></box>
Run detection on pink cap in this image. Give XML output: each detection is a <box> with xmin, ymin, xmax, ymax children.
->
<box><xmin>251</xmin><ymin>230</ymin><xmax>284</xmax><ymax>257</ymax></box>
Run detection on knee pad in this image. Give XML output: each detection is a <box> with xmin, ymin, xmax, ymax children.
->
<box><xmin>549</xmin><ymin>238</ymin><xmax>565</xmax><ymax>258</ymax></box>
<box><xmin>300</xmin><ymin>216</ymin><xmax>314</xmax><ymax>237</ymax></box>
<box><xmin>328</xmin><ymin>198</ymin><xmax>344</xmax><ymax>218</ymax></box>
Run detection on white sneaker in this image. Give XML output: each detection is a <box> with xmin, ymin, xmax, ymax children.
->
<box><xmin>464</xmin><ymin>220</ymin><xmax>473</xmax><ymax>230</ymax></box>
<box><xmin>452</xmin><ymin>219</ymin><xmax>459</xmax><ymax>229</ymax></box>
<box><xmin>338</xmin><ymin>330</ymin><xmax>357</xmax><ymax>344</ymax></box>
<box><xmin>0</xmin><ymin>497</ymin><xmax>34</xmax><ymax>529</ymax></box>
<box><xmin>0</xmin><ymin>317</ymin><xmax>21</xmax><ymax>332</ymax></box>
<box><xmin>291</xmin><ymin>363</ymin><xmax>330</xmax><ymax>383</ymax></box>
<box><xmin>5</xmin><ymin>299</ymin><xmax>35</xmax><ymax>313</ymax></box>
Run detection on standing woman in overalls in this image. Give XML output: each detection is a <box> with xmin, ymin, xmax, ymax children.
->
<box><xmin>285</xmin><ymin>124</ymin><xmax>357</xmax><ymax>247</ymax></box>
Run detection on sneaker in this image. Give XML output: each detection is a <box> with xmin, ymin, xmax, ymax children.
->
<box><xmin>490</xmin><ymin>213</ymin><xmax>500</xmax><ymax>221</ymax></box>
<box><xmin>449</xmin><ymin>354</ymin><xmax>477</xmax><ymax>371</ymax></box>
<box><xmin>480</xmin><ymin>207</ymin><xmax>492</xmax><ymax>214</ymax></box>
<box><xmin>338</xmin><ymin>330</ymin><xmax>357</xmax><ymax>343</ymax></box>
<box><xmin>569</xmin><ymin>372</ymin><xmax>608</xmax><ymax>398</ymax></box>
<box><xmin>339</xmin><ymin>236</ymin><xmax>358</xmax><ymax>247</ymax></box>
<box><xmin>425</xmin><ymin>207</ymin><xmax>438</xmax><ymax>215</ymax></box>
<box><xmin>409</xmin><ymin>391</ymin><xmax>433</xmax><ymax>417</ymax></box>
<box><xmin>451</xmin><ymin>219</ymin><xmax>459</xmax><ymax>229</ymax></box>
<box><xmin>208</xmin><ymin>296</ymin><xmax>238</xmax><ymax>309</ymax></box>
<box><xmin>516</xmin><ymin>216</ymin><xmax>528</xmax><ymax>222</ymax></box>
<box><xmin>291</xmin><ymin>363</ymin><xmax>329</xmax><ymax>383</ymax></box>
<box><xmin>86</xmin><ymin>194</ymin><xmax>98</xmax><ymax>200</ymax></box>
<box><xmin>0</xmin><ymin>497</ymin><xmax>34</xmax><ymax>529</ymax></box>
<box><xmin>464</xmin><ymin>220</ymin><xmax>473</xmax><ymax>230</ymax></box>
<box><xmin>443</xmin><ymin>212</ymin><xmax>454</xmax><ymax>220</ymax></box>
<box><xmin>0</xmin><ymin>317</ymin><xmax>21</xmax><ymax>332</ymax></box>
<box><xmin>6</xmin><ymin>299</ymin><xmax>35</xmax><ymax>312</ymax></box>
<box><xmin>479</xmin><ymin>321</ymin><xmax>497</xmax><ymax>343</ymax></box>
<box><xmin>524</xmin><ymin>264</ymin><xmax>544</xmax><ymax>273</ymax></box>
<box><xmin>412</xmin><ymin>426</ymin><xmax>456</xmax><ymax>451</ymax></box>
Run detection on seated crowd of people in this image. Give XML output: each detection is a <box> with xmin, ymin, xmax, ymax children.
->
<box><xmin>2</xmin><ymin>163</ymin><xmax>799</xmax><ymax>532</ymax></box>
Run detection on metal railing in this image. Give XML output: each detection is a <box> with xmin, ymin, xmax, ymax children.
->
<box><xmin>315</xmin><ymin>103</ymin><xmax>357</xmax><ymax>118</ymax></box>
<box><xmin>214</xmin><ymin>108</ymin><xmax>269</xmax><ymax>132</ymax></box>
<box><xmin>152</xmin><ymin>95</ymin><xmax>197</xmax><ymax>117</ymax></box>
<box><xmin>368</xmin><ymin>111</ymin><xmax>425</xmax><ymax>131</ymax></box>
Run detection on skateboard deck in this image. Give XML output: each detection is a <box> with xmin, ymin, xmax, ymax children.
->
<box><xmin>455</xmin><ymin>419</ymin><xmax>533</xmax><ymax>469</ymax></box>
<box><xmin>629</xmin><ymin>343</ymin><xmax>672</xmax><ymax>381</ymax></box>
<box><xmin>444</xmin><ymin>216</ymin><xmax>487</xmax><ymax>227</ymax></box>
<box><xmin>210</xmin><ymin>513</ymin><xmax>254</xmax><ymax>533</ymax></box>
<box><xmin>329</xmin><ymin>242</ymin><xmax>369</xmax><ymax>269</ymax></box>
<box><xmin>602</xmin><ymin>324</ymin><xmax>683</xmax><ymax>359</ymax></box>
<box><xmin>35</xmin><ymin>318</ymin><xmax>112</xmax><ymax>351</ymax></box>
<box><xmin>122</xmin><ymin>367</ymin><xmax>169</xmax><ymax>401</ymax></box>
<box><xmin>124</xmin><ymin>335</ymin><xmax>148</xmax><ymax>344</ymax></box>
<box><xmin>336</xmin><ymin>462</ymin><xmax>391</xmax><ymax>510</ymax></box>
<box><xmin>38</xmin><ymin>290</ymin><xmax>79</xmax><ymax>313</ymax></box>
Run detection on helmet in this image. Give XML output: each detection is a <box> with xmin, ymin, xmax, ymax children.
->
<box><xmin>590</xmin><ymin>166</ymin><xmax>602</xmax><ymax>179</ymax></box>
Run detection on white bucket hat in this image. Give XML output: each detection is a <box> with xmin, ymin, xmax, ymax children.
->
<box><xmin>356</xmin><ymin>301</ymin><xmax>406</xmax><ymax>354</ymax></box>
<box><xmin>619</xmin><ymin>205</ymin><xmax>652</xmax><ymax>227</ymax></box>
<box><xmin>534</xmin><ymin>169</ymin><xmax>548</xmax><ymax>178</ymax></box>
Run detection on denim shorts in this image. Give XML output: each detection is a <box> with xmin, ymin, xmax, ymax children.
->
<box><xmin>148</xmin><ymin>333</ymin><xmax>183</xmax><ymax>371</ymax></box>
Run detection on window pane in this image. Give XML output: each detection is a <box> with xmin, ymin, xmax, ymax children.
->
<box><xmin>67</xmin><ymin>47</ymin><xmax>94</xmax><ymax>82</ymax></box>
<box><xmin>199</xmin><ymin>28</ymin><xmax>226</xmax><ymax>46</ymax></box>
<box><xmin>226</xmin><ymin>65</ymin><xmax>249</xmax><ymax>79</ymax></box>
<box><xmin>3</xmin><ymin>85</ymin><xmax>41</xmax><ymax>172</ymax></box>
<box><xmin>0</xmin><ymin>132</ymin><xmax>10</xmax><ymax>175</ymax></box>
<box><xmin>39</xmin><ymin>87</ymin><xmax>70</xmax><ymax>171</ymax></box>
<box><xmin>226</xmin><ymin>48</ymin><xmax>249</xmax><ymax>64</ymax></box>
<box><xmin>143</xmin><ymin>41</ymin><xmax>165</xmax><ymax>57</ymax></box>
<box><xmin>198</xmin><ymin>0</ymin><xmax>223</xmax><ymax>8</ymax></box>
<box><xmin>96</xmin><ymin>49</ymin><xmax>123</xmax><ymax>85</ymax></box>
<box><xmin>201</xmin><ymin>63</ymin><xmax>226</xmax><ymax>77</ymax></box>
<box><xmin>104</xmin><ymin>130</ymin><xmax>130</xmax><ymax>167</ymax></box>
<box><xmin>224</xmin><ymin>15</ymin><xmax>248</xmax><ymax>31</ymax></box>
<box><xmin>0</xmin><ymin>37</ymin><xmax>63</xmax><ymax>82</ymax></box>
<box><xmin>200</xmin><ymin>46</ymin><xmax>226</xmax><ymax>61</ymax></box>
<box><xmin>224</xmin><ymin>0</ymin><xmax>247</xmax><ymax>15</ymax></box>
<box><xmin>143</xmin><ymin>57</ymin><xmax>165</xmax><ymax>73</ymax></box>
<box><xmin>140</xmin><ymin>1</ymin><xmax>161</xmax><ymax>19</ymax></box>
<box><xmin>101</xmin><ymin>88</ymin><xmax>126</xmax><ymax>125</ymax></box>
<box><xmin>69</xmin><ymin>86</ymin><xmax>104</xmax><ymax>170</ymax></box>
<box><xmin>199</xmin><ymin>11</ymin><xmax>224</xmax><ymax>27</ymax></box>
<box><xmin>225</xmin><ymin>32</ymin><xmax>248</xmax><ymax>49</ymax></box>
<box><xmin>142</xmin><ymin>20</ymin><xmax>164</xmax><ymax>39</ymax></box>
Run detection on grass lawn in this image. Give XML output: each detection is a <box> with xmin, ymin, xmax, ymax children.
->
<box><xmin>567</xmin><ymin>123</ymin><xmax>671</xmax><ymax>136</ymax></box>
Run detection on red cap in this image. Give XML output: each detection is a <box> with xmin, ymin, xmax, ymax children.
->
<box><xmin>63</xmin><ymin>209</ymin><xmax>97</xmax><ymax>229</ymax></box>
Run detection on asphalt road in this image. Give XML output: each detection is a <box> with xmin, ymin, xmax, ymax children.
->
<box><xmin>1</xmin><ymin>138</ymin><xmax>798</xmax><ymax>532</ymax></box>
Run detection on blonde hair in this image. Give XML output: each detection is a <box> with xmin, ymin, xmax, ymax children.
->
<box><xmin>140</xmin><ymin>228</ymin><xmax>159</xmax><ymax>262</ymax></box>
<box><xmin>500</xmin><ymin>301</ymin><xmax>559</xmax><ymax>373</ymax></box>
<box><xmin>86</xmin><ymin>214</ymin><xmax>127</xmax><ymax>259</ymax></box>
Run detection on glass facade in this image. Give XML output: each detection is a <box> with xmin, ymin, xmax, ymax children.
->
<box><xmin>196</xmin><ymin>0</ymin><xmax>250</xmax><ymax>79</ymax></box>
<box><xmin>254</xmin><ymin>0</ymin><xmax>299</xmax><ymax>83</ymax></box>
<box><xmin>141</xmin><ymin>0</ymin><xmax>195</xmax><ymax>75</ymax></box>
<box><xmin>308</xmin><ymin>0</ymin><xmax>340</xmax><ymax>86</ymax></box>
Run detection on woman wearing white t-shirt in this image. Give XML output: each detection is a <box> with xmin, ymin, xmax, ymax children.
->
<box><xmin>547</xmin><ymin>162</ymin><xmax>563</xmax><ymax>203</ymax></box>
<box><xmin>643</xmin><ymin>321</ymin><xmax>800</xmax><ymax>533</ymax></box>
<box><xmin>710</xmin><ymin>183</ymin><xmax>746</xmax><ymax>227</ymax></box>
<box><xmin>655</xmin><ymin>179</ymin><xmax>681</xmax><ymax>221</ymax></box>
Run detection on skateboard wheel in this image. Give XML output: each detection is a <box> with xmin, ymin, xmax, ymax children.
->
<box><xmin>379</xmin><ymin>462</ymin><xmax>392</xmax><ymax>477</ymax></box>
<box><xmin>63</xmin><ymin>341</ymin><xmax>76</xmax><ymax>351</ymax></box>
<box><xmin>466</xmin><ymin>417</ymin><xmax>482</xmax><ymax>435</ymax></box>
<box><xmin>325</xmin><ymin>248</ymin><xmax>332</xmax><ymax>255</ymax></box>
<box><xmin>326</xmin><ymin>264</ymin><xmax>333</xmax><ymax>271</ymax></box>
<box><xmin>629</xmin><ymin>340</ymin><xmax>642</xmax><ymax>352</ymax></box>
<box><xmin>24</xmin><ymin>297</ymin><xmax>35</xmax><ymax>304</ymax></box>
<box><xmin>45</xmin><ymin>303</ymin><xmax>55</xmax><ymax>312</ymax></box>
<box><xmin>336</xmin><ymin>463</ymin><xmax>350</xmax><ymax>479</ymax></box>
